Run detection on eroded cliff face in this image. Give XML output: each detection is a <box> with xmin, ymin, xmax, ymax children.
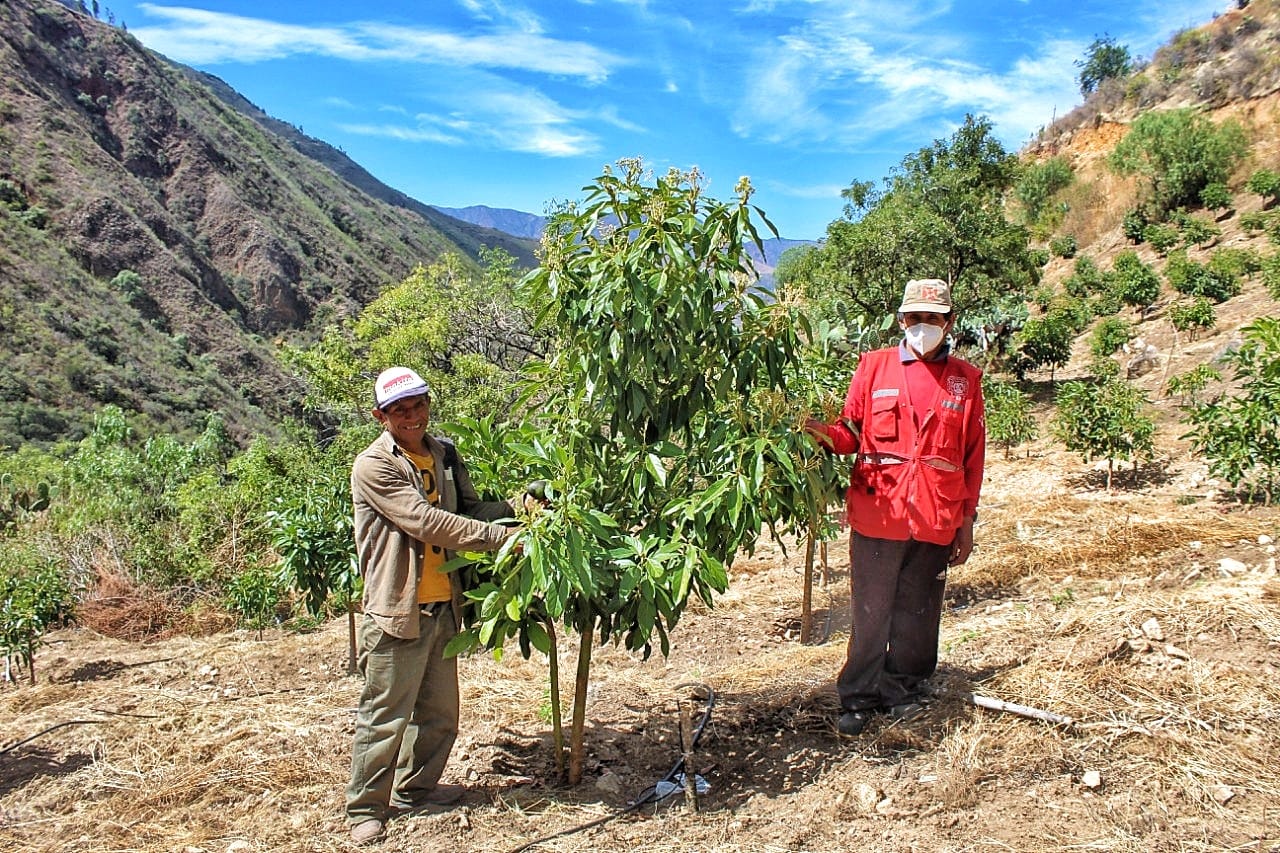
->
<box><xmin>0</xmin><ymin>0</ymin><xmax>481</xmax><ymax>442</ymax></box>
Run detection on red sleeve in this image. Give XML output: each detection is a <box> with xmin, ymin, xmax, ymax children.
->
<box><xmin>822</xmin><ymin>359</ymin><xmax>867</xmax><ymax>456</ymax></box>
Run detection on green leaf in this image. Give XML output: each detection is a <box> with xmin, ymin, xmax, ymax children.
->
<box><xmin>526</xmin><ymin>620</ymin><xmax>552</xmax><ymax>656</ymax></box>
<box><xmin>645</xmin><ymin>453</ymin><xmax>667</xmax><ymax>488</ymax></box>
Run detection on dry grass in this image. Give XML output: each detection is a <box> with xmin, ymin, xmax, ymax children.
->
<box><xmin>5</xmin><ymin>445</ymin><xmax>1280</xmax><ymax>853</ymax></box>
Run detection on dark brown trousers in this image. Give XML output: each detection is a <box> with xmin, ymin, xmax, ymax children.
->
<box><xmin>836</xmin><ymin>533</ymin><xmax>949</xmax><ymax>712</ymax></box>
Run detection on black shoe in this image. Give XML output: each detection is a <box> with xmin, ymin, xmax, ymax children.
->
<box><xmin>888</xmin><ymin>701</ymin><xmax>925</xmax><ymax>721</ymax></box>
<box><xmin>838</xmin><ymin>710</ymin><xmax>873</xmax><ymax>736</ymax></box>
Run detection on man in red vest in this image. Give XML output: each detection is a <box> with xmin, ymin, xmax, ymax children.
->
<box><xmin>807</xmin><ymin>278</ymin><xmax>985</xmax><ymax>736</ymax></box>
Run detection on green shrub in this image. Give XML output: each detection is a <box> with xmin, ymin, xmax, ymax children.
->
<box><xmin>224</xmin><ymin>562</ymin><xmax>287</xmax><ymax>633</ymax></box>
<box><xmin>1011</xmin><ymin>313</ymin><xmax>1073</xmax><ymax>379</ymax></box>
<box><xmin>268</xmin><ymin>475</ymin><xmax>357</xmax><ymax>619</ymax></box>
<box><xmin>1199</xmin><ymin>181</ymin><xmax>1232</xmax><ymax>211</ymax></box>
<box><xmin>1089</xmin><ymin>288</ymin><xmax>1124</xmax><ymax>318</ymax></box>
<box><xmin>1030</xmin><ymin>284</ymin><xmax>1055</xmax><ymax>312</ymax></box>
<box><xmin>1165</xmin><ymin>251</ymin><xmax>1241</xmax><ymax>302</ymax></box>
<box><xmin>1052</xmin><ymin>377</ymin><xmax>1155</xmax><ymax>491</ymax></box>
<box><xmin>1063</xmin><ymin>256</ymin><xmax>1105</xmax><ymax>298</ymax></box>
<box><xmin>1049</xmin><ymin>234</ymin><xmax>1078</xmax><ymax>258</ymax></box>
<box><xmin>1184</xmin><ymin>317</ymin><xmax>1280</xmax><ymax>503</ymax></box>
<box><xmin>1048</xmin><ymin>294</ymin><xmax>1093</xmax><ymax>333</ymax></box>
<box><xmin>0</xmin><ymin>178</ymin><xmax>25</xmax><ymax>210</ymax></box>
<box><xmin>1016</xmin><ymin>157</ymin><xmax>1074</xmax><ymax>225</ymax></box>
<box><xmin>982</xmin><ymin>376</ymin><xmax>1038</xmax><ymax>459</ymax></box>
<box><xmin>1263</xmin><ymin>253</ymin><xmax>1280</xmax><ymax>300</ymax></box>
<box><xmin>1091</xmin><ymin>316</ymin><xmax>1132</xmax><ymax>358</ymax></box>
<box><xmin>1122</xmin><ymin>207</ymin><xmax>1150</xmax><ymax>244</ymax></box>
<box><xmin>1164</xmin><ymin>363</ymin><xmax>1220</xmax><ymax>405</ymax></box>
<box><xmin>1142</xmin><ymin>222</ymin><xmax>1181</xmax><ymax>254</ymax></box>
<box><xmin>1174</xmin><ymin>213</ymin><xmax>1220</xmax><ymax>247</ymax></box>
<box><xmin>1239</xmin><ymin>210</ymin><xmax>1272</xmax><ymax>233</ymax></box>
<box><xmin>0</xmin><ymin>543</ymin><xmax>75</xmax><ymax>684</ymax></box>
<box><xmin>1246</xmin><ymin>168</ymin><xmax>1280</xmax><ymax>207</ymax></box>
<box><xmin>1108</xmin><ymin>108</ymin><xmax>1248</xmax><ymax>215</ymax></box>
<box><xmin>1168</xmin><ymin>298</ymin><xmax>1216</xmax><ymax>338</ymax></box>
<box><xmin>15</xmin><ymin>207</ymin><xmax>48</xmax><ymax>229</ymax></box>
<box><xmin>1109</xmin><ymin>250</ymin><xmax>1161</xmax><ymax>312</ymax></box>
<box><xmin>1208</xmin><ymin>246</ymin><xmax>1262</xmax><ymax>279</ymax></box>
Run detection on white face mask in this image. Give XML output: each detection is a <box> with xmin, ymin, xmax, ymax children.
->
<box><xmin>904</xmin><ymin>322</ymin><xmax>946</xmax><ymax>355</ymax></box>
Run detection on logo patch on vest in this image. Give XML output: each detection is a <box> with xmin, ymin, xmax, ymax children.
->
<box><xmin>946</xmin><ymin>376</ymin><xmax>969</xmax><ymax>397</ymax></box>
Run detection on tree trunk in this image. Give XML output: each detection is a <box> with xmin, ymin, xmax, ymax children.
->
<box><xmin>546</xmin><ymin>618</ymin><xmax>565</xmax><ymax>779</ymax></box>
<box><xmin>800</xmin><ymin>521</ymin><xmax>815</xmax><ymax>644</ymax></box>
<box><xmin>568</xmin><ymin>611</ymin><xmax>595</xmax><ymax>785</ymax></box>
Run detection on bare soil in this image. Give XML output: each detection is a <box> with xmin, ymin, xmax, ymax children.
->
<box><xmin>3</xmin><ymin>406</ymin><xmax>1279</xmax><ymax>853</ymax></box>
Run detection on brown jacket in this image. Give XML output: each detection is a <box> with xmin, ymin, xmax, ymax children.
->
<box><xmin>351</xmin><ymin>430</ymin><xmax>515</xmax><ymax>639</ymax></box>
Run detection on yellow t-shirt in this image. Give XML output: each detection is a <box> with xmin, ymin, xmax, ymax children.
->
<box><xmin>403</xmin><ymin>448</ymin><xmax>451</xmax><ymax>603</ymax></box>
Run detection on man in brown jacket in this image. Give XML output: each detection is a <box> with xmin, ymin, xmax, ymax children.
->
<box><xmin>346</xmin><ymin>367</ymin><xmax>518</xmax><ymax>845</ymax></box>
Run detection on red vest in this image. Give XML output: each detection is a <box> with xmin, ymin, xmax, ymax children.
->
<box><xmin>838</xmin><ymin>347</ymin><xmax>984</xmax><ymax>545</ymax></box>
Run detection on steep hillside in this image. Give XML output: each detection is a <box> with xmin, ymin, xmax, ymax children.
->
<box><xmin>1014</xmin><ymin>0</ymin><xmax>1280</xmax><ymax>394</ymax></box>
<box><xmin>0</xmin><ymin>0</ymin><xmax>530</xmax><ymax>446</ymax></box>
<box><xmin>1026</xmin><ymin>0</ymin><xmax>1280</xmax><ymax>254</ymax></box>
<box><xmin>190</xmin><ymin>74</ymin><xmax>538</xmax><ymax>269</ymax></box>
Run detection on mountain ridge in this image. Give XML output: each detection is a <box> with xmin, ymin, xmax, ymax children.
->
<box><xmin>0</xmin><ymin>0</ymin><xmax>535</xmax><ymax>447</ymax></box>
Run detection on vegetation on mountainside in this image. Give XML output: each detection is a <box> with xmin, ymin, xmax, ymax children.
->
<box><xmin>0</xmin><ymin>0</ymin><xmax>534</xmax><ymax>447</ymax></box>
<box><xmin>1075</xmin><ymin>35</ymin><xmax>1134</xmax><ymax>97</ymax></box>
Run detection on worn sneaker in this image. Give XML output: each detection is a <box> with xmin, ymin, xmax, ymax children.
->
<box><xmin>392</xmin><ymin>783</ymin><xmax>466</xmax><ymax>812</ymax></box>
<box><xmin>837</xmin><ymin>710</ymin><xmax>873</xmax><ymax>736</ymax></box>
<box><xmin>888</xmin><ymin>701</ymin><xmax>925</xmax><ymax>721</ymax></box>
<box><xmin>350</xmin><ymin>818</ymin><xmax>385</xmax><ymax>845</ymax></box>
<box><xmin>421</xmin><ymin>783</ymin><xmax>465</xmax><ymax>805</ymax></box>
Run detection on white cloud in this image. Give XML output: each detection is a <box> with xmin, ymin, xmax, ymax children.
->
<box><xmin>132</xmin><ymin>4</ymin><xmax>622</xmax><ymax>81</ymax></box>
<box><xmin>132</xmin><ymin>6</ymin><xmax>374</xmax><ymax>64</ymax></box>
<box><xmin>341</xmin><ymin>82</ymin><xmax>603</xmax><ymax>158</ymax></box>
<box><xmin>729</xmin><ymin>0</ymin><xmax>1108</xmax><ymax>150</ymax></box>
<box><xmin>339</xmin><ymin>123</ymin><xmax>466</xmax><ymax>146</ymax></box>
<box><xmin>768</xmin><ymin>180</ymin><xmax>847</xmax><ymax>200</ymax></box>
<box><xmin>357</xmin><ymin>24</ymin><xmax>618</xmax><ymax>82</ymax></box>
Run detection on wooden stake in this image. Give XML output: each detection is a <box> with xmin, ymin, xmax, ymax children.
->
<box><xmin>679</xmin><ymin>699</ymin><xmax>698</xmax><ymax>812</ymax></box>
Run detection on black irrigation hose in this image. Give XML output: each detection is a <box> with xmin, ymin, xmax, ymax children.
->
<box><xmin>0</xmin><ymin>720</ymin><xmax>101</xmax><ymax>758</ymax></box>
<box><xmin>0</xmin><ymin>708</ymin><xmax>161</xmax><ymax>759</ymax></box>
<box><xmin>504</xmin><ymin>682</ymin><xmax>716</xmax><ymax>853</ymax></box>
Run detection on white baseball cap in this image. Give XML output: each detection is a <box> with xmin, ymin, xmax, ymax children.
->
<box><xmin>374</xmin><ymin>367</ymin><xmax>430</xmax><ymax>410</ymax></box>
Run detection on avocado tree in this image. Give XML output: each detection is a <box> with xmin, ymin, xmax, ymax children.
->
<box><xmin>445</xmin><ymin>160</ymin><xmax>842</xmax><ymax>783</ymax></box>
<box><xmin>0</xmin><ymin>546</ymin><xmax>74</xmax><ymax>684</ymax></box>
<box><xmin>268</xmin><ymin>471</ymin><xmax>360</xmax><ymax>671</ymax></box>
<box><xmin>983</xmin><ymin>376</ymin><xmax>1038</xmax><ymax>460</ymax></box>
<box><xmin>1183</xmin><ymin>317</ymin><xmax>1280</xmax><ymax>503</ymax></box>
<box><xmin>1052</xmin><ymin>376</ymin><xmax>1155</xmax><ymax>491</ymax></box>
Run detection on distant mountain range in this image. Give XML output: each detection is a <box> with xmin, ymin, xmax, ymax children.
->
<box><xmin>433</xmin><ymin>205</ymin><xmax>548</xmax><ymax>241</ymax></box>
<box><xmin>433</xmin><ymin>205</ymin><xmax>821</xmax><ymax>288</ymax></box>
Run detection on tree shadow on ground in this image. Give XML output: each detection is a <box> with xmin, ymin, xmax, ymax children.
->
<box><xmin>1063</xmin><ymin>458</ymin><xmax>1176</xmax><ymax>492</ymax></box>
<box><xmin>0</xmin><ymin>745</ymin><xmax>94</xmax><ymax>792</ymax></box>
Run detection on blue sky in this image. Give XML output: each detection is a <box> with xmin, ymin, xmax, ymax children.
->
<box><xmin>108</xmin><ymin>0</ymin><xmax>1225</xmax><ymax>241</ymax></box>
